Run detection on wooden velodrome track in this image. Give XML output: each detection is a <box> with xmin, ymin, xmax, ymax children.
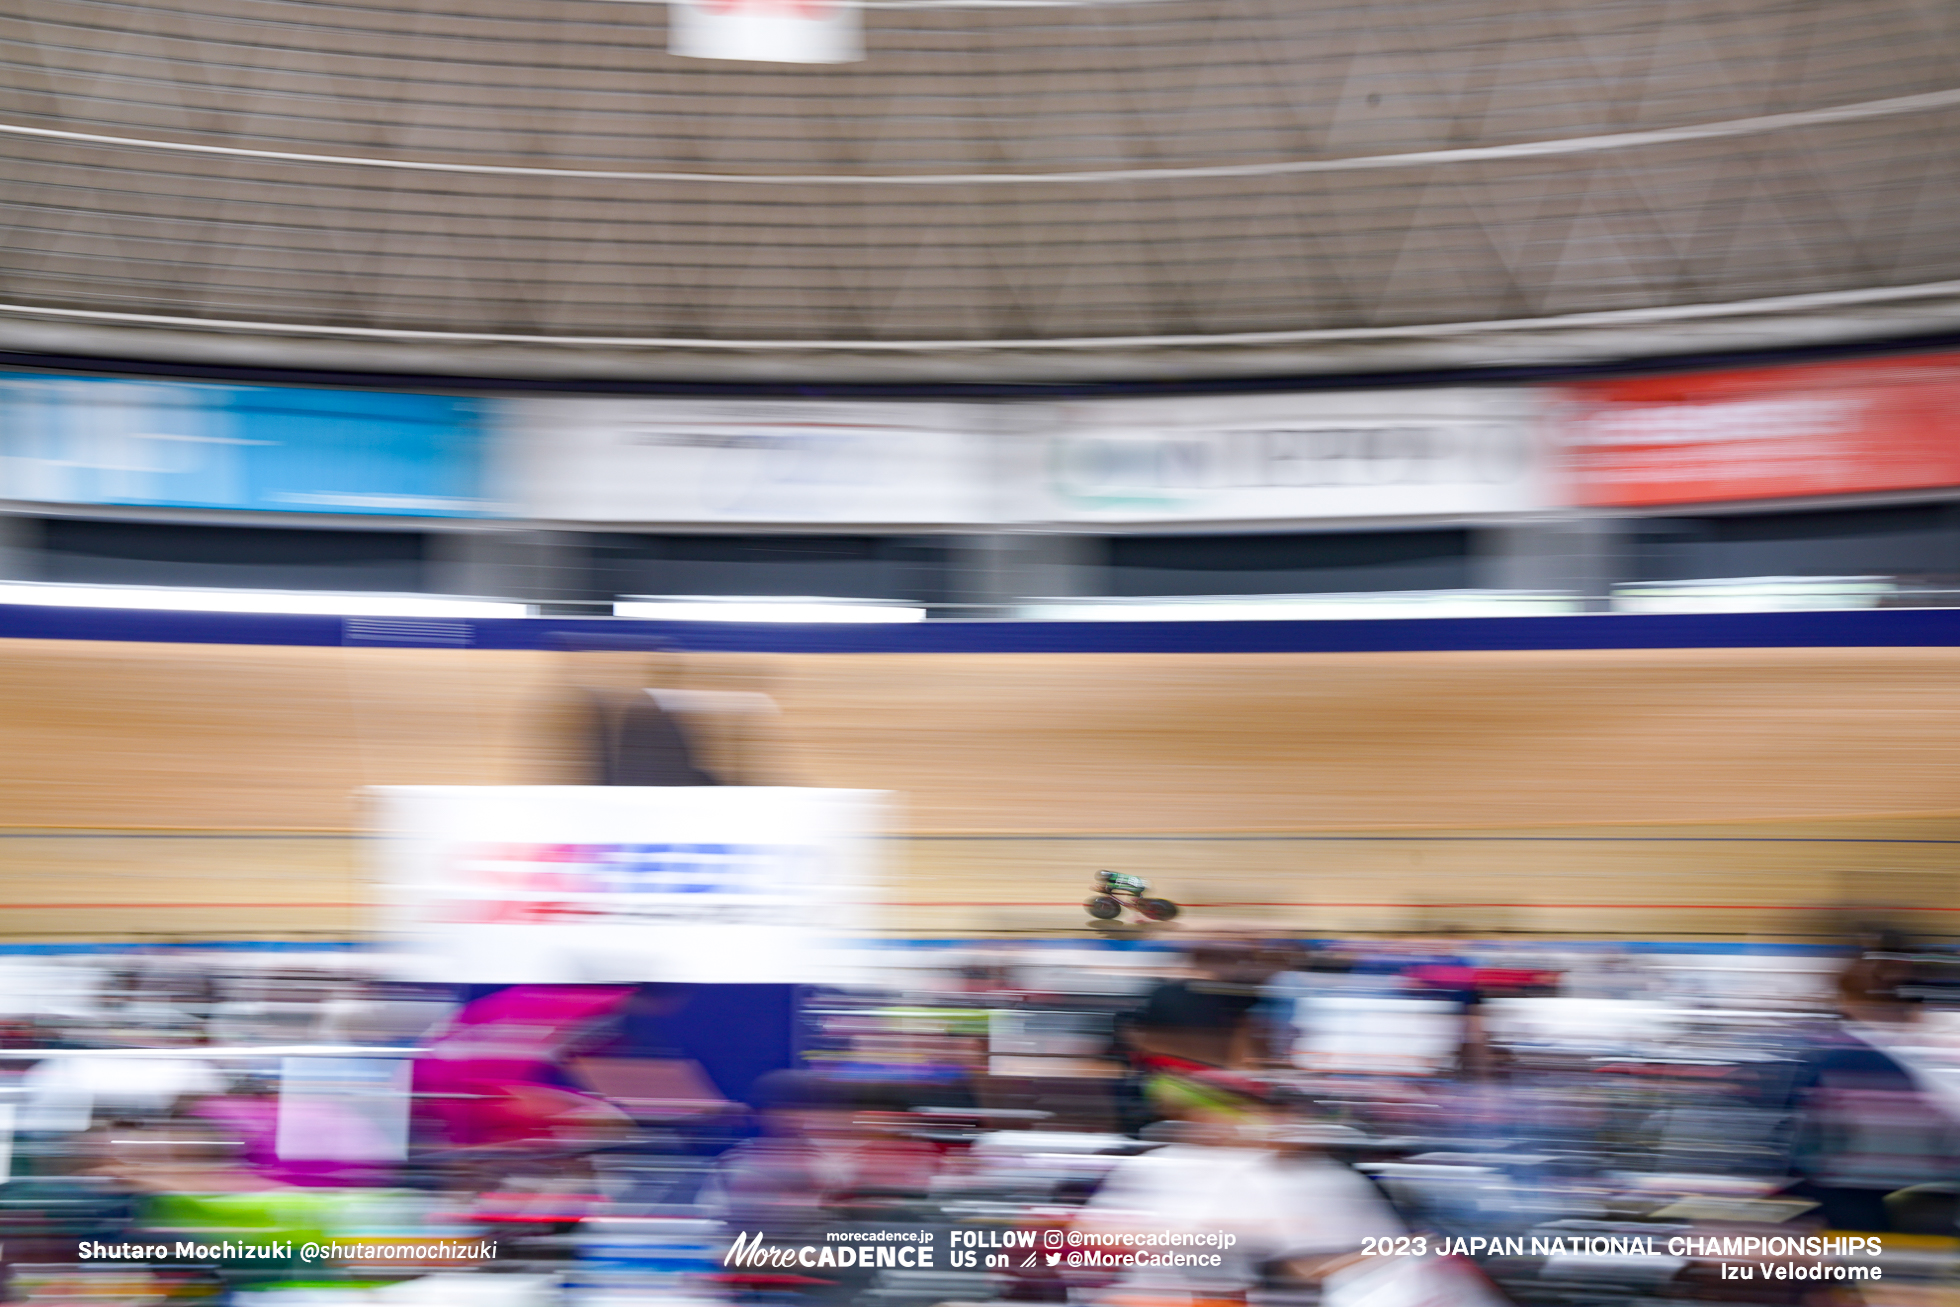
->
<box><xmin>0</xmin><ymin>638</ymin><xmax>1957</xmax><ymax>942</ymax></box>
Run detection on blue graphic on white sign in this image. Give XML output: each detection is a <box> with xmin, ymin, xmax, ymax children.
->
<box><xmin>0</xmin><ymin>375</ymin><xmax>497</xmax><ymax>517</ymax></box>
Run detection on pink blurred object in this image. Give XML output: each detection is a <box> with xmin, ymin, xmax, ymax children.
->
<box><xmin>415</xmin><ymin>986</ymin><xmax>637</xmax><ymax>1148</ymax></box>
<box><xmin>194</xmin><ymin>1096</ymin><xmax>389</xmax><ymax>1188</ymax></box>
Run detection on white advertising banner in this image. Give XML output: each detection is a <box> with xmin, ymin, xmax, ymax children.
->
<box><xmin>1031</xmin><ymin>389</ymin><xmax>1550</xmax><ymax>524</ymax></box>
<box><xmin>669</xmin><ymin>0</ymin><xmax>861</xmax><ymax>64</ymax></box>
<box><xmin>371</xmin><ymin>786</ymin><xmax>884</xmax><ymax>985</ymax></box>
<box><xmin>505</xmin><ymin>398</ymin><xmax>989</xmax><ymax>524</ymax></box>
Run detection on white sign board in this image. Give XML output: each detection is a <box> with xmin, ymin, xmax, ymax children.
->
<box><xmin>1032</xmin><ymin>389</ymin><xmax>1550</xmax><ymax>524</ymax></box>
<box><xmin>670</xmin><ymin>0</ymin><xmax>861</xmax><ymax>63</ymax></box>
<box><xmin>504</xmin><ymin>399</ymin><xmax>988</xmax><ymax>524</ymax></box>
<box><xmin>372</xmin><ymin>787</ymin><xmax>884</xmax><ymax>985</ymax></box>
<box><xmin>276</xmin><ymin>1057</ymin><xmax>412</xmax><ymax>1162</ymax></box>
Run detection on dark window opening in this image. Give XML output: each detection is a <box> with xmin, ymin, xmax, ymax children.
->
<box><xmin>1630</xmin><ymin>503</ymin><xmax>1960</xmax><ymax>584</ymax></box>
<box><xmin>587</xmin><ymin>534</ymin><xmax>954</xmax><ymax>604</ymax></box>
<box><xmin>1105</xmin><ymin>528</ymin><xmax>1474</xmax><ymax>596</ymax></box>
<box><xmin>38</xmin><ymin>519</ymin><xmax>429</xmax><ymax>592</ymax></box>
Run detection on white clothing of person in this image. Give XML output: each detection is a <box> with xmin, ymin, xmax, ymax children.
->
<box><xmin>1076</xmin><ymin>1143</ymin><xmax>1404</xmax><ymax>1299</ymax></box>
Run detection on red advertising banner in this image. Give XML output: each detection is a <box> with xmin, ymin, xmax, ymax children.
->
<box><xmin>1557</xmin><ymin>351</ymin><xmax>1960</xmax><ymax>507</ymax></box>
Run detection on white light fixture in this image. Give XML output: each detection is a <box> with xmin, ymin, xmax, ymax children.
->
<box><xmin>614</xmin><ymin>595</ymin><xmax>925</xmax><ymax>624</ymax></box>
<box><xmin>0</xmin><ymin>582</ymin><xmax>528</xmax><ymax>619</ymax></box>
<box><xmin>668</xmin><ymin>0</ymin><xmax>862</xmax><ymax>65</ymax></box>
<box><xmin>1017</xmin><ymin>591</ymin><xmax>1579</xmax><ymax>622</ymax></box>
<box><xmin>1610</xmin><ymin>576</ymin><xmax>1892</xmax><ymax>614</ymax></box>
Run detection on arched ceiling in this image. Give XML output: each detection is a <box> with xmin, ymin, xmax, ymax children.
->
<box><xmin>4</xmin><ymin>0</ymin><xmax>1960</xmax><ymax>380</ymax></box>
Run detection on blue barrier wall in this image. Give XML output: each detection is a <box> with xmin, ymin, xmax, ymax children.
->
<box><xmin>0</xmin><ymin>374</ymin><xmax>493</xmax><ymax>517</ymax></box>
<box><xmin>0</xmin><ymin>604</ymin><xmax>1955</xmax><ymax>653</ymax></box>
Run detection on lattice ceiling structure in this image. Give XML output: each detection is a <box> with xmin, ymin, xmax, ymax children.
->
<box><xmin>4</xmin><ymin>0</ymin><xmax>1960</xmax><ymax>380</ymax></box>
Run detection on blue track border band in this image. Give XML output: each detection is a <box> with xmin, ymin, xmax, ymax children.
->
<box><xmin>1</xmin><ymin>604</ymin><xmax>1959</xmax><ymax>654</ymax></box>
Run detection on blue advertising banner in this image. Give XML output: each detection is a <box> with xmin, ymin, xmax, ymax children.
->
<box><xmin>0</xmin><ymin>375</ymin><xmax>499</xmax><ymax>517</ymax></box>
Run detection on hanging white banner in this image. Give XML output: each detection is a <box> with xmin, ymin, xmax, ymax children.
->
<box><xmin>497</xmin><ymin>390</ymin><xmax>1546</xmax><ymax>527</ymax></box>
<box><xmin>502</xmin><ymin>398</ymin><xmax>989</xmax><ymax>524</ymax></box>
<box><xmin>371</xmin><ymin>786</ymin><xmax>885</xmax><ymax>984</ymax></box>
<box><xmin>669</xmin><ymin>0</ymin><xmax>861</xmax><ymax>64</ymax></box>
<box><xmin>1030</xmin><ymin>388</ymin><xmax>1552</xmax><ymax>524</ymax></box>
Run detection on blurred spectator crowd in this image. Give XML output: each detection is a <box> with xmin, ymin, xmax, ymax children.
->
<box><xmin>0</xmin><ymin>931</ymin><xmax>1958</xmax><ymax>1306</ymax></box>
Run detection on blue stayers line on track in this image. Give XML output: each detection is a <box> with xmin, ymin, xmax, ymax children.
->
<box><xmin>903</xmin><ymin>834</ymin><xmax>1960</xmax><ymax>843</ymax></box>
<box><xmin>3</xmin><ymin>605</ymin><xmax>1960</xmax><ymax>654</ymax></box>
<box><xmin>865</xmin><ymin>937</ymin><xmax>1850</xmax><ymax>956</ymax></box>
<box><xmin>0</xmin><ymin>937</ymin><xmax>1848</xmax><ymax>957</ymax></box>
<box><xmin>0</xmin><ymin>831</ymin><xmax>352</xmax><ymax>839</ymax></box>
<box><xmin>0</xmin><ymin>940</ymin><xmax>371</xmax><ymax>955</ymax></box>
<box><xmin>1</xmin><ymin>832</ymin><xmax>1954</xmax><ymax>843</ymax></box>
